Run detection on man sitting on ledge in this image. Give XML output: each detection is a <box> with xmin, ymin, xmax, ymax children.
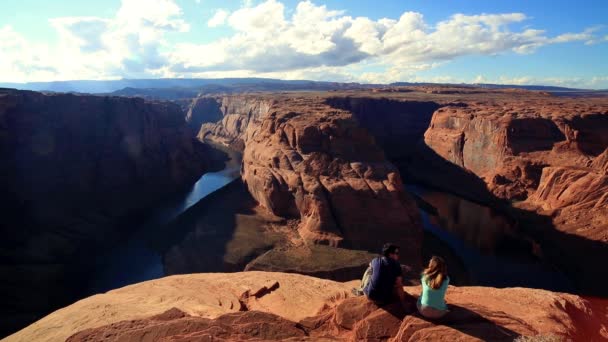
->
<box><xmin>361</xmin><ymin>243</ymin><xmax>413</xmax><ymax>309</ymax></box>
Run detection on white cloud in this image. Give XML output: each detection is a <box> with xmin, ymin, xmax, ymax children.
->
<box><xmin>208</xmin><ymin>9</ymin><xmax>229</xmax><ymax>27</ymax></box>
<box><xmin>170</xmin><ymin>3</ymin><xmax>603</xmax><ymax>80</ymax></box>
<box><xmin>228</xmin><ymin>0</ymin><xmax>286</xmax><ymax>33</ymax></box>
<box><xmin>551</xmin><ymin>27</ymin><xmax>601</xmax><ymax>45</ymax></box>
<box><xmin>0</xmin><ymin>0</ymin><xmax>190</xmax><ymax>81</ymax></box>
<box><xmin>116</xmin><ymin>0</ymin><xmax>189</xmax><ymax>31</ymax></box>
<box><xmin>466</xmin><ymin>75</ymin><xmax>608</xmax><ymax>89</ymax></box>
<box><xmin>0</xmin><ymin>26</ymin><xmax>57</xmax><ymax>81</ymax></box>
<box><xmin>50</xmin><ymin>17</ymin><xmax>110</xmax><ymax>53</ymax></box>
<box><xmin>0</xmin><ymin>0</ymin><xmax>605</xmax><ymax>86</ymax></box>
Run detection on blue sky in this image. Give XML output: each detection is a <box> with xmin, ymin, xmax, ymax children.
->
<box><xmin>1</xmin><ymin>0</ymin><xmax>607</xmax><ymax>87</ymax></box>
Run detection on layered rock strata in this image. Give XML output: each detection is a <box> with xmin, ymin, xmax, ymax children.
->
<box><xmin>188</xmin><ymin>94</ymin><xmax>423</xmax><ymax>265</ymax></box>
<box><xmin>6</xmin><ymin>272</ymin><xmax>606</xmax><ymax>342</ymax></box>
<box><xmin>240</xmin><ymin>97</ymin><xmax>422</xmax><ymax>262</ymax></box>
<box><xmin>0</xmin><ymin>89</ymin><xmax>215</xmax><ymax>336</ymax></box>
<box><xmin>421</xmin><ymin>99</ymin><xmax>608</xmax><ymax>243</ymax></box>
<box><xmin>0</xmin><ymin>89</ymin><xmax>211</xmax><ymax>235</ymax></box>
<box><xmin>191</xmin><ymin>90</ymin><xmax>608</xmax><ymax>294</ymax></box>
<box><xmin>186</xmin><ymin>96</ymin><xmax>274</xmax><ymax>149</ymax></box>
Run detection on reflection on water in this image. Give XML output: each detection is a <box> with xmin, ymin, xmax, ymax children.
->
<box><xmin>408</xmin><ymin>184</ymin><xmax>574</xmax><ymax>292</ymax></box>
<box><xmin>88</xmin><ymin>146</ymin><xmax>242</xmax><ymax>294</ymax></box>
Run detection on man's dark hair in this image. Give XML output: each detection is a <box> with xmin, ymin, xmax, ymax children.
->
<box><xmin>382</xmin><ymin>243</ymin><xmax>400</xmax><ymax>257</ymax></box>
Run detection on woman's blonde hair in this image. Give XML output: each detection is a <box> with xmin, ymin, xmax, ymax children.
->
<box><xmin>423</xmin><ymin>256</ymin><xmax>447</xmax><ymax>290</ymax></box>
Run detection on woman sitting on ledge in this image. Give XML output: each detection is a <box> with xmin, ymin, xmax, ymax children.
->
<box><xmin>417</xmin><ymin>256</ymin><xmax>450</xmax><ymax>319</ymax></box>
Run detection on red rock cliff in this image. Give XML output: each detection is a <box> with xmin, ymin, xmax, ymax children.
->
<box><xmin>186</xmin><ymin>95</ymin><xmax>274</xmax><ymax>149</ymax></box>
<box><xmin>422</xmin><ymin>98</ymin><xmax>608</xmax><ymax>243</ymax></box>
<box><xmin>191</xmin><ymin>94</ymin><xmax>422</xmax><ymax>264</ymax></box>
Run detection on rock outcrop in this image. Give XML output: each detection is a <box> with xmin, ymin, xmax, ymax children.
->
<box><xmin>0</xmin><ymin>89</ymin><xmax>212</xmax><ymax>237</ymax></box>
<box><xmin>0</xmin><ymin>89</ymin><xmax>217</xmax><ymax>337</ymax></box>
<box><xmin>240</xmin><ymin>97</ymin><xmax>422</xmax><ymax>262</ymax></box>
<box><xmin>411</xmin><ymin>95</ymin><xmax>608</xmax><ymax>295</ymax></box>
<box><xmin>186</xmin><ymin>96</ymin><xmax>274</xmax><ymax>150</ymax></box>
<box><xmin>6</xmin><ymin>272</ymin><xmax>606</xmax><ymax>342</ymax></box>
<box><xmin>423</xmin><ymin>102</ymin><xmax>607</xmax><ymax>196</ymax></box>
<box><xmin>188</xmin><ymin>91</ymin><xmax>608</xmax><ymax>293</ymax></box>
<box><xmin>420</xmin><ymin>98</ymin><xmax>608</xmax><ymax>242</ymax></box>
<box><xmin>189</xmin><ymin>94</ymin><xmax>423</xmax><ymax>265</ymax></box>
<box><xmin>324</xmin><ymin>97</ymin><xmax>441</xmax><ymax>161</ymax></box>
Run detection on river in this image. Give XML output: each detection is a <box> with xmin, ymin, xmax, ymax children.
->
<box><xmin>409</xmin><ymin>184</ymin><xmax>574</xmax><ymax>292</ymax></box>
<box><xmin>86</xmin><ymin>146</ymin><xmax>242</xmax><ymax>295</ymax></box>
<box><xmin>86</xmin><ymin>152</ymin><xmax>574</xmax><ymax>295</ymax></box>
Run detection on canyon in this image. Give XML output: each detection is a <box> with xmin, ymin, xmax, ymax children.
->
<box><xmin>2</xmin><ymin>86</ymin><xmax>608</xmax><ymax>341</ymax></box>
<box><xmin>0</xmin><ymin>89</ymin><xmax>223</xmax><ymax>337</ymax></box>
<box><xmin>188</xmin><ymin>88</ymin><xmax>608</xmax><ymax>293</ymax></box>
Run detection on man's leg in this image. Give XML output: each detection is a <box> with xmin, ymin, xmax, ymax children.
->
<box><xmin>352</xmin><ymin>264</ymin><xmax>372</xmax><ymax>296</ymax></box>
<box><xmin>394</xmin><ymin>283</ymin><xmax>416</xmax><ymax>312</ymax></box>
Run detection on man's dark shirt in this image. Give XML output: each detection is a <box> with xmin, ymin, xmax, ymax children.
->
<box><xmin>363</xmin><ymin>256</ymin><xmax>403</xmax><ymax>303</ymax></box>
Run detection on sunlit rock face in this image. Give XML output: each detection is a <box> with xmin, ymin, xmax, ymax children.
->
<box><xmin>421</xmin><ymin>98</ymin><xmax>608</xmax><ymax>243</ymax></box>
<box><xmin>242</xmin><ymin>97</ymin><xmax>422</xmax><ymax>264</ymax></box>
<box><xmin>188</xmin><ymin>94</ymin><xmax>423</xmax><ymax>266</ymax></box>
<box><xmin>7</xmin><ymin>272</ymin><xmax>607</xmax><ymax>342</ymax></box>
<box><xmin>186</xmin><ymin>95</ymin><xmax>275</xmax><ymax>150</ymax></box>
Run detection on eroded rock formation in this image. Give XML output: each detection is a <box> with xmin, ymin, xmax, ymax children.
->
<box><xmin>188</xmin><ymin>94</ymin><xmax>423</xmax><ymax>265</ymax></box>
<box><xmin>0</xmin><ymin>89</ymin><xmax>217</xmax><ymax>337</ymax></box>
<box><xmin>0</xmin><ymin>89</ymin><xmax>213</xmax><ymax>230</ymax></box>
<box><xmin>6</xmin><ymin>272</ymin><xmax>606</xmax><ymax>342</ymax></box>
<box><xmin>241</xmin><ymin>97</ymin><xmax>422</xmax><ymax>265</ymax></box>
<box><xmin>187</xmin><ymin>96</ymin><xmax>274</xmax><ymax>149</ymax></box>
<box><xmin>421</xmin><ymin>99</ymin><xmax>608</xmax><ymax>243</ymax></box>
<box><xmin>189</xmin><ymin>90</ymin><xmax>608</xmax><ymax>294</ymax></box>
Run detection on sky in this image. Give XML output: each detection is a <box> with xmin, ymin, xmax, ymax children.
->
<box><xmin>1</xmin><ymin>0</ymin><xmax>607</xmax><ymax>88</ymax></box>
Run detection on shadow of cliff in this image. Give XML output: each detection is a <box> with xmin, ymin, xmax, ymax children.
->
<box><xmin>401</xmin><ymin>143</ymin><xmax>498</xmax><ymax>205</ymax></box>
<box><xmin>405</xmin><ymin>143</ymin><xmax>608</xmax><ymax>297</ymax></box>
<box><xmin>147</xmin><ymin>180</ymin><xmax>269</xmax><ymax>275</ymax></box>
<box><xmin>324</xmin><ymin>96</ymin><xmax>608</xmax><ymax>296</ymax></box>
<box><xmin>415</xmin><ymin>304</ymin><xmax>522</xmax><ymax>341</ymax></box>
<box><xmin>325</xmin><ymin>97</ymin><xmax>442</xmax><ymax>161</ymax></box>
<box><xmin>0</xmin><ymin>142</ymin><xmax>231</xmax><ymax>338</ymax></box>
<box><xmin>377</xmin><ymin>300</ymin><xmax>521</xmax><ymax>341</ymax></box>
<box><xmin>507</xmin><ymin>206</ymin><xmax>608</xmax><ymax>297</ymax></box>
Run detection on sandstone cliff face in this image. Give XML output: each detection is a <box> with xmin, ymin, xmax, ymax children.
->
<box><xmin>0</xmin><ymin>89</ymin><xmax>211</xmax><ymax>252</ymax></box>
<box><xmin>416</xmin><ymin>97</ymin><xmax>608</xmax><ymax>295</ymax></box>
<box><xmin>0</xmin><ymin>91</ymin><xmax>210</xmax><ymax>220</ymax></box>
<box><xmin>422</xmin><ymin>99</ymin><xmax>608</xmax><ymax>241</ymax></box>
<box><xmin>324</xmin><ymin>97</ymin><xmax>441</xmax><ymax>160</ymax></box>
<box><xmin>186</xmin><ymin>95</ymin><xmax>274</xmax><ymax>149</ymax></box>
<box><xmin>190</xmin><ymin>94</ymin><xmax>423</xmax><ymax>264</ymax></box>
<box><xmin>189</xmin><ymin>90</ymin><xmax>608</xmax><ymax>294</ymax></box>
<box><xmin>240</xmin><ymin>97</ymin><xmax>422</xmax><ymax>261</ymax></box>
<box><xmin>0</xmin><ymin>89</ymin><xmax>213</xmax><ymax>337</ymax></box>
<box><xmin>6</xmin><ymin>272</ymin><xmax>606</xmax><ymax>342</ymax></box>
